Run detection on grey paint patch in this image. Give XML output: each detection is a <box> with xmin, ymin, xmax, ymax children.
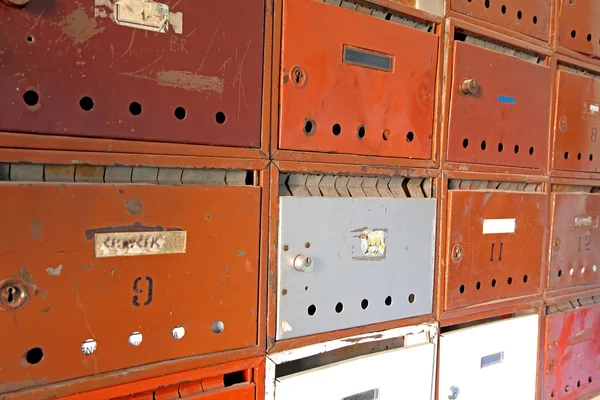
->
<box><xmin>46</xmin><ymin>265</ymin><xmax>63</xmax><ymax>276</ymax></box>
<box><xmin>125</xmin><ymin>198</ymin><xmax>143</xmax><ymax>216</ymax></box>
<box><xmin>31</xmin><ymin>218</ymin><xmax>41</xmax><ymax>240</ymax></box>
<box><xmin>237</xmin><ymin>250</ymin><xmax>246</xmax><ymax>257</ymax></box>
<box><xmin>58</xmin><ymin>8</ymin><xmax>105</xmax><ymax>44</ymax></box>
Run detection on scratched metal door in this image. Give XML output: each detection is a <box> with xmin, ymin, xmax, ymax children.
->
<box><xmin>0</xmin><ymin>163</ymin><xmax>261</xmax><ymax>393</ymax></box>
<box><xmin>0</xmin><ymin>0</ymin><xmax>264</xmax><ymax>147</ymax></box>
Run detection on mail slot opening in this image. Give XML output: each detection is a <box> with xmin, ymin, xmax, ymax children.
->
<box><xmin>440</xmin><ymin>312</ymin><xmax>530</xmax><ymax>333</ymax></box>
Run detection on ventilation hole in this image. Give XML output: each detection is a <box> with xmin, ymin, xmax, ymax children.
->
<box><xmin>215</xmin><ymin>111</ymin><xmax>226</xmax><ymax>124</ymax></box>
<box><xmin>129</xmin><ymin>101</ymin><xmax>142</xmax><ymax>116</ymax></box>
<box><xmin>303</xmin><ymin>119</ymin><xmax>316</xmax><ymax>135</ymax></box>
<box><xmin>459</xmin><ymin>284</ymin><xmax>465</xmax><ymax>294</ymax></box>
<box><xmin>385</xmin><ymin>296</ymin><xmax>392</xmax><ymax>306</ymax></box>
<box><xmin>484</xmin><ymin>0</ymin><xmax>490</xmax><ymax>8</ymax></box>
<box><xmin>408</xmin><ymin>294</ymin><xmax>415</xmax><ymax>303</ymax></box>
<box><xmin>25</xmin><ymin>347</ymin><xmax>44</xmax><ymax>365</ymax></box>
<box><xmin>508</xmin><ymin>277</ymin><xmax>513</xmax><ymax>285</ymax></box>
<box><xmin>564</xmin><ymin>151</ymin><xmax>569</xmax><ymax>159</ymax></box>
<box><xmin>587</xmin><ymin>34</ymin><xmax>592</xmax><ymax>42</ymax></box>
<box><xmin>498</xmin><ymin>143</ymin><xmax>504</xmax><ymax>152</ymax></box>
<box><xmin>533</xmin><ymin>16</ymin><xmax>538</xmax><ymax>24</ymax></box>
<box><xmin>463</xmin><ymin>138</ymin><xmax>469</xmax><ymax>148</ymax></box>
<box><xmin>481</xmin><ymin>140</ymin><xmax>487</xmax><ymax>150</ymax></box>
<box><xmin>523</xmin><ymin>275</ymin><xmax>528</xmax><ymax>283</ymax></box>
<box><xmin>79</xmin><ymin>96</ymin><xmax>94</xmax><ymax>111</ymax></box>
<box><xmin>551</xmin><ymin>390</ymin><xmax>555</xmax><ymax>398</ymax></box>
<box><xmin>529</xmin><ymin>147</ymin><xmax>534</xmax><ymax>155</ymax></box>
<box><xmin>406</xmin><ymin>131</ymin><xmax>414</xmax><ymax>142</ymax></box>
<box><xmin>590</xmin><ymin>377</ymin><xmax>593</xmax><ymax>383</ymax></box>
<box><xmin>211</xmin><ymin>321</ymin><xmax>224</xmax><ymax>334</ymax></box>
<box><xmin>23</xmin><ymin>90</ymin><xmax>39</xmax><ymax>106</ymax></box>
<box><xmin>491</xmin><ymin>279</ymin><xmax>497</xmax><ymax>287</ymax></box>
<box><xmin>590</xmin><ymin>154</ymin><xmax>594</xmax><ymax>161</ymax></box>
<box><xmin>571</xmin><ymin>30</ymin><xmax>577</xmax><ymax>38</ymax></box>
<box><xmin>565</xmin><ymin>385</ymin><xmax>570</xmax><ymax>392</ymax></box>
<box><xmin>517</xmin><ymin>10</ymin><xmax>522</xmax><ymax>19</ymax></box>
<box><xmin>558</xmin><ymin>269</ymin><xmax>562</xmax><ymax>277</ymax></box>
<box><xmin>361</xmin><ymin>299</ymin><xmax>369</xmax><ymax>309</ymax></box>
<box><xmin>26</xmin><ymin>35</ymin><xmax>34</xmax><ymax>43</ymax></box>
<box><xmin>174</xmin><ymin>107</ymin><xmax>187</xmax><ymax>120</ymax></box>
<box><xmin>476</xmin><ymin>281</ymin><xmax>481</xmax><ymax>290</ymax></box>
<box><xmin>335</xmin><ymin>302</ymin><xmax>343</xmax><ymax>313</ymax></box>
<box><xmin>514</xmin><ymin>145</ymin><xmax>520</xmax><ymax>154</ymax></box>
<box><xmin>307</xmin><ymin>304</ymin><xmax>317</xmax><ymax>316</ymax></box>
<box><xmin>357</xmin><ymin>125</ymin><xmax>366</xmax><ymax>139</ymax></box>
<box><xmin>382</xmin><ymin>130</ymin><xmax>390</xmax><ymax>141</ymax></box>
<box><xmin>577</xmin><ymin>380</ymin><xmax>581</xmax><ymax>388</ymax></box>
<box><xmin>501</xmin><ymin>5</ymin><xmax>506</xmax><ymax>14</ymax></box>
<box><xmin>578</xmin><ymin>153</ymin><xmax>582</xmax><ymax>160</ymax></box>
<box><xmin>326</xmin><ymin>123</ymin><xmax>340</xmax><ymax>136</ymax></box>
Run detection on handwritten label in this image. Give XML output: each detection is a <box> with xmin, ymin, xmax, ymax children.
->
<box><xmin>94</xmin><ymin>231</ymin><xmax>187</xmax><ymax>258</ymax></box>
<box><xmin>574</xmin><ymin>216</ymin><xmax>595</xmax><ymax>228</ymax></box>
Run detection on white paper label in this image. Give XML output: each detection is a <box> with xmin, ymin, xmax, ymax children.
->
<box><xmin>483</xmin><ymin>218</ymin><xmax>516</xmax><ymax>234</ymax></box>
<box><xmin>94</xmin><ymin>231</ymin><xmax>187</xmax><ymax>258</ymax></box>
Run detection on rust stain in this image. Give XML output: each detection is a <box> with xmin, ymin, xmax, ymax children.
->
<box><xmin>58</xmin><ymin>8</ymin><xmax>105</xmax><ymax>44</ymax></box>
<box><xmin>125</xmin><ymin>198</ymin><xmax>143</xmax><ymax>216</ymax></box>
<box><xmin>31</xmin><ymin>218</ymin><xmax>41</xmax><ymax>240</ymax></box>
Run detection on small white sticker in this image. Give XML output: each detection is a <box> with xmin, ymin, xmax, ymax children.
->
<box><xmin>128</xmin><ymin>332</ymin><xmax>143</xmax><ymax>346</ymax></box>
<box><xmin>575</xmin><ymin>216</ymin><xmax>594</xmax><ymax>227</ymax></box>
<box><xmin>172</xmin><ymin>326</ymin><xmax>185</xmax><ymax>340</ymax></box>
<box><xmin>483</xmin><ymin>218</ymin><xmax>516</xmax><ymax>234</ymax></box>
<box><xmin>81</xmin><ymin>339</ymin><xmax>97</xmax><ymax>355</ymax></box>
<box><xmin>591</xmin><ymin>104</ymin><xmax>600</xmax><ymax>114</ymax></box>
<box><xmin>95</xmin><ymin>0</ymin><xmax>183</xmax><ymax>34</ymax></box>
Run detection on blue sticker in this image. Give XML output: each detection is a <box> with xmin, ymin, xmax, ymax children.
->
<box><xmin>498</xmin><ymin>95</ymin><xmax>516</xmax><ymax>105</ymax></box>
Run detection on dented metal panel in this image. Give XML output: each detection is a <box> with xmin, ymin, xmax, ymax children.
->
<box><xmin>447</xmin><ymin>41</ymin><xmax>550</xmax><ymax>169</ymax></box>
<box><xmin>557</xmin><ymin>0</ymin><xmax>600</xmax><ymax>58</ymax></box>
<box><xmin>445</xmin><ymin>191</ymin><xmax>545</xmax><ymax>310</ymax></box>
<box><xmin>439</xmin><ymin>315</ymin><xmax>539</xmax><ymax>400</ymax></box>
<box><xmin>277</xmin><ymin>197</ymin><xmax>436</xmax><ymax>340</ymax></box>
<box><xmin>0</xmin><ymin>183</ymin><xmax>260</xmax><ymax>392</ymax></box>
<box><xmin>549</xmin><ymin>193</ymin><xmax>600</xmax><ymax>291</ymax></box>
<box><xmin>450</xmin><ymin>0</ymin><xmax>551</xmax><ymax>41</ymax></box>
<box><xmin>279</xmin><ymin>0</ymin><xmax>438</xmax><ymax>159</ymax></box>
<box><xmin>543</xmin><ymin>305</ymin><xmax>600</xmax><ymax>400</ymax></box>
<box><xmin>275</xmin><ymin>343</ymin><xmax>436</xmax><ymax>399</ymax></box>
<box><xmin>552</xmin><ymin>70</ymin><xmax>600</xmax><ymax>173</ymax></box>
<box><xmin>0</xmin><ymin>0</ymin><xmax>264</xmax><ymax>147</ymax></box>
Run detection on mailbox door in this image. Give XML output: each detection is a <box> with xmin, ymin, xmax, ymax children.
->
<box><xmin>279</xmin><ymin>0</ymin><xmax>438</xmax><ymax>159</ymax></box>
<box><xmin>557</xmin><ymin>0</ymin><xmax>600</xmax><ymax>58</ymax></box>
<box><xmin>445</xmin><ymin>191</ymin><xmax>545</xmax><ymax>310</ymax></box>
<box><xmin>277</xmin><ymin>197</ymin><xmax>436</xmax><ymax>340</ymax></box>
<box><xmin>447</xmin><ymin>41</ymin><xmax>550</xmax><ymax>168</ymax></box>
<box><xmin>276</xmin><ymin>343</ymin><xmax>436</xmax><ymax>400</ymax></box>
<box><xmin>543</xmin><ymin>305</ymin><xmax>600</xmax><ymax>400</ymax></box>
<box><xmin>0</xmin><ymin>182</ymin><xmax>260</xmax><ymax>392</ymax></box>
<box><xmin>550</xmin><ymin>193</ymin><xmax>600</xmax><ymax>291</ymax></box>
<box><xmin>0</xmin><ymin>1</ymin><xmax>264</xmax><ymax>147</ymax></box>
<box><xmin>438</xmin><ymin>314</ymin><xmax>539</xmax><ymax>400</ymax></box>
<box><xmin>552</xmin><ymin>69</ymin><xmax>600</xmax><ymax>173</ymax></box>
<box><xmin>450</xmin><ymin>0</ymin><xmax>551</xmax><ymax>41</ymax></box>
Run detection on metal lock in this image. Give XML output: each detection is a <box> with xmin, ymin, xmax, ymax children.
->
<box><xmin>448</xmin><ymin>386</ymin><xmax>460</xmax><ymax>399</ymax></box>
<box><xmin>459</xmin><ymin>79</ymin><xmax>479</xmax><ymax>95</ymax></box>
<box><xmin>0</xmin><ymin>279</ymin><xmax>29</xmax><ymax>310</ymax></box>
<box><xmin>293</xmin><ymin>254</ymin><xmax>314</xmax><ymax>273</ymax></box>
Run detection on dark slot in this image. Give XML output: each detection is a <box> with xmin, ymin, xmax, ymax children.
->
<box><xmin>224</xmin><ymin>371</ymin><xmax>247</xmax><ymax>387</ymax></box>
<box><xmin>343</xmin><ymin>45</ymin><xmax>393</xmax><ymax>72</ymax></box>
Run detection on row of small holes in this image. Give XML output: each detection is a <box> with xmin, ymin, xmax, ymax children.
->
<box><xmin>307</xmin><ymin>294</ymin><xmax>416</xmax><ymax>316</ymax></box>
<box><xmin>459</xmin><ymin>275</ymin><xmax>528</xmax><ymax>294</ymax></box>
<box><xmin>551</xmin><ymin>376</ymin><xmax>594</xmax><ymax>397</ymax></box>
<box><xmin>304</xmin><ymin>120</ymin><xmax>415</xmax><ymax>142</ymax></box>
<box><xmin>570</xmin><ymin>30</ymin><xmax>600</xmax><ymax>45</ymax></box>
<box><xmin>563</xmin><ymin>151</ymin><xmax>594</xmax><ymax>161</ymax></box>
<box><xmin>467</xmin><ymin>0</ymin><xmax>538</xmax><ymax>24</ymax></box>
<box><xmin>463</xmin><ymin>139</ymin><xmax>535</xmax><ymax>155</ymax></box>
<box><xmin>557</xmin><ymin>265</ymin><xmax>597</xmax><ymax>277</ymax></box>
<box><xmin>22</xmin><ymin>90</ymin><xmax>227</xmax><ymax>123</ymax></box>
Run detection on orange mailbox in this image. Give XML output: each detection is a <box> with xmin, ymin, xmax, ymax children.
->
<box><xmin>0</xmin><ymin>163</ymin><xmax>261</xmax><ymax>394</ymax></box>
<box><xmin>556</xmin><ymin>0</ymin><xmax>600</xmax><ymax>58</ymax></box>
<box><xmin>279</xmin><ymin>0</ymin><xmax>438</xmax><ymax>160</ymax></box>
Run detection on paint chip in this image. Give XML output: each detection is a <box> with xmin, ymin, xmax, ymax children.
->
<box><xmin>46</xmin><ymin>265</ymin><xmax>63</xmax><ymax>276</ymax></box>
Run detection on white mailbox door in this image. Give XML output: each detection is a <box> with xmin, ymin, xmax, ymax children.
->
<box><xmin>275</xmin><ymin>342</ymin><xmax>435</xmax><ymax>400</ymax></box>
<box><xmin>438</xmin><ymin>314</ymin><xmax>539</xmax><ymax>400</ymax></box>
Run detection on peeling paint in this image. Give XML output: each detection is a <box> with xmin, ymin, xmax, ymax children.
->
<box><xmin>58</xmin><ymin>8</ymin><xmax>105</xmax><ymax>45</ymax></box>
<box><xmin>46</xmin><ymin>265</ymin><xmax>63</xmax><ymax>276</ymax></box>
<box><xmin>237</xmin><ymin>250</ymin><xmax>246</xmax><ymax>257</ymax></box>
<box><xmin>31</xmin><ymin>218</ymin><xmax>41</xmax><ymax>240</ymax></box>
<box><xmin>19</xmin><ymin>266</ymin><xmax>39</xmax><ymax>296</ymax></box>
<box><xmin>125</xmin><ymin>198</ymin><xmax>143</xmax><ymax>216</ymax></box>
<box><xmin>120</xmin><ymin>70</ymin><xmax>224</xmax><ymax>94</ymax></box>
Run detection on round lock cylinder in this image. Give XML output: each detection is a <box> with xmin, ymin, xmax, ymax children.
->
<box><xmin>459</xmin><ymin>79</ymin><xmax>479</xmax><ymax>95</ymax></box>
<box><xmin>293</xmin><ymin>254</ymin><xmax>314</xmax><ymax>273</ymax></box>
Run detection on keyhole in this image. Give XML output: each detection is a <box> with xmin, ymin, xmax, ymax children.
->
<box><xmin>294</xmin><ymin>70</ymin><xmax>302</xmax><ymax>84</ymax></box>
<box><xmin>7</xmin><ymin>287</ymin><xmax>15</xmax><ymax>303</ymax></box>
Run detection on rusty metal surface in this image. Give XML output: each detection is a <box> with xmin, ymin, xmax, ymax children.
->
<box><xmin>549</xmin><ymin>193</ymin><xmax>600</xmax><ymax>291</ymax></box>
<box><xmin>552</xmin><ymin>70</ymin><xmax>600</xmax><ymax>173</ymax></box>
<box><xmin>0</xmin><ymin>1</ymin><xmax>264</xmax><ymax>147</ymax></box>
<box><xmin>279</xmin><ymin>0</ymin><xmax>438</xmax><ymax>159</ymax></box>
<box><xmin>445</xmin><ymin>190</ymin><xmax>546</xmax><ymax>310</ymax></box>
<box><xmin>557</xmin><ymin>0</ymin><xmax>600</xmax><ymax>58</ymax></box>
<box><xmin>447</xmin><ymin>41</ymin><xmax>550</xmax><ymax>169</ymax></box>
<box><xmin>542</xmin><ymin>305</ymin><xmax>600</xmax><ymax>400</ymax></box>
<box><xmin>451</xmin><ymin>0</ymin><xmax>551</xmax><ymax>40</ymax></box>
<box><xmin>0</xmin><ymin>183</ymin><xmax>260</xmax><ymax>393</ymax></box>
